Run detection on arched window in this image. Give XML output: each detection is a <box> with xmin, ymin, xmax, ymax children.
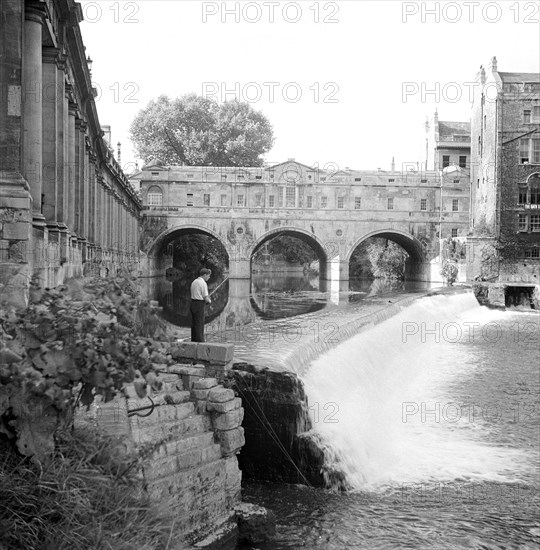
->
<box><xmin>528</xmin><ymin>173</ymin><xmax>540</xmax><ymax>205</ymax></box>
<box><xmin>147</xmin><ymin>186</ymin><xmax>163</xmax><ymax>206</ymax></box>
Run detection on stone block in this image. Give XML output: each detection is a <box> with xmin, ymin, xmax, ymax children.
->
<box><xmin>192</xmin><ymin>388</ymin><xmax>211</xmax><ymax>400</ymax></box>
<box><xmin>171</xmin><ymin>342</ymin><xmax>198</xmax><ymax>359</ymax></box>
<box><xmin>235</xmin><ymin>503</ymin><xmax>276</xmax><ymax>545</ymax></box>
<box><xmin>207</xmin><ymin>387</ymin><xmax>235</xmax><ymax>403</ymax></box>
<box><xmin>0</xmin><ymin>197</ymin><xmax>30</xmax><ymax>209</ymax></box>
<box><xmin>197</xmin><ymin>343</ymin><xmax>234</xmax><ymax>364</ymax></box>
<box><xmin>212</xmin><ymin>408</ymin><xmax>244</xmax><ymax>431</ymax></box>
<box><xmin>163</xmin><ymin>391</ymin><xmax>191</xmax><ymax>405</ymax></box>
<box><xmin>196</xmin><ymin>400</ymin><xmax>207</xmax><ymax>414</ymax></box>
<box><xmin>2</xmin><ymin>222</ymin><xmax>29</xmax><ymax>240</ymax></box>
<box><xmin>168</xmin><ymin>364</ymin><xmax>205</xmax><ymax>376</ymax></box>
<box><xmin>206</xmin><ymin>397</ymin><xmax>242</xmax><ymax>414</ymax></box>
<box><xmin>217</xmin><ymin>427</ymin><xmax>245</xmax><ymax>456</ymax></box>
<box><xmin>194</xmin><ymin>377</ymin><xmax>218</xmax><ymax>390</ymax></box>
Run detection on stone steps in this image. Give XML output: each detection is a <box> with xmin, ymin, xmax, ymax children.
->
<box><xmin>131</xmin><ymin>413</ymin><xmax>211</xmax><ymax>445</ymax></box>
<box><xmin>145</xmin><ymin>443</ymin><xmax>223</xmax><ymax>481</ymax></box>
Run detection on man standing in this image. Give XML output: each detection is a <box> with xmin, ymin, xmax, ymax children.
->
<box><xmin>190</xmin><ymin>268</ymin><xmax>212</xmax><ymax>342</ymax></box>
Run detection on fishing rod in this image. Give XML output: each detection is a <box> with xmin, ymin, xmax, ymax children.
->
<box><xmin>208</xmin><ymin>276</ymin><xmax>229</xmax><ymax>297</ymax></box>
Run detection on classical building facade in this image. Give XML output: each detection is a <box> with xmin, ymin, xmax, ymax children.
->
<box><xmin>137</xmin><ymin>159</ymin><xmax>469</xmax><ymax>282</ymax></box>
<box><xmin>0</xmin><ymin>0</ymin><xmax>141</xmax><ymax>304</ymax></box>
<box><xmin>424</xmin><ymin>110</ymin><xmax>471</xmax><ymax>176</ymax></box>
<box><xmin>467</xmin><ymin>57</ymin><xmax>540</xmax><ymax>283</ymax></box>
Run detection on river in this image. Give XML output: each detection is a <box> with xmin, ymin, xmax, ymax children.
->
<box><xmin>155</xmin><ymin>274</ymin><xmax>540</xmax><ymax>549</ymax></box>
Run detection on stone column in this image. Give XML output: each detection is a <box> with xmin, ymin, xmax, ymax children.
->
<box><xmin>23</xmin><ymin>4</ymin><xmax>46</xmax><ymax>226</ymax></box>
<box><xmin>67</xmin><ymin>100</ymin><xmax>77</xmax><ymax>237</ymax></box>
<box><xmin>41</xmin><ymin>48</ymin><xmax>60</xmax><ymax>230</ymax></box>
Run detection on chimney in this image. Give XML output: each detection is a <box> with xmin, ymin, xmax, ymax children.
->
<box><xmin>117</xmin><ymin>142</ymin><xmax>122</xmax><ymax>165</ymax></box>
<box><xmin>391</xmin><ymin>157</ymin><xmax>395</xmax><ymax>171</ymax></box>
<box><xmin>433</xmin><ymin>109</ymin><xmax>439</xmax><ymax>124</ymax></box>
<box><xmin>489</xmin><ymin>56</ymin><xmax>498</xmax><ymax>73</ymax></box>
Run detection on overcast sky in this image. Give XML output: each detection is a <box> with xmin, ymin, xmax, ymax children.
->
<box><xmin>79</xmin><ymin>0</ymin><xmax>540</xmax><ymax>174</ymax></box>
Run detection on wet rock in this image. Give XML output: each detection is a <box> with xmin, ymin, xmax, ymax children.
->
<box><xmin>235</xmin><ymin>503</ymin><xmax>276</xmax><ymax>545</ymax></box>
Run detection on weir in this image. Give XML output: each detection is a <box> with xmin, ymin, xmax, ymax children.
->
<box><xmin>232</xmin><ymin>290</ymin><xmax>539</xmax><ymax>491</ymax></box>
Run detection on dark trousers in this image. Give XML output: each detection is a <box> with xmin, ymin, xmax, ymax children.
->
<box><xmin>190</xmin><ymin>300</ymin><xmax>206</xmax><ymax>342</ymax></box>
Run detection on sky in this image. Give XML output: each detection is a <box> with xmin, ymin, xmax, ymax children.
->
<box><xmin>79</xmin><ymin>0</ymin><xmax>540</xmax><ymax>175</ymax></box>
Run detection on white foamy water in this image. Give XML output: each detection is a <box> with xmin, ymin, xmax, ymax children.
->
<box><xmin>302</xmin><ymin>292</ymin><xmax>537</xmax><ymax>490</ymax></box>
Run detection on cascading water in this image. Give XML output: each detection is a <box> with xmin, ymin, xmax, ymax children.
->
<box><xmin>302</xmin><ymin>292</ymin><xmax>539</xmax><ymax>491</ymax></box>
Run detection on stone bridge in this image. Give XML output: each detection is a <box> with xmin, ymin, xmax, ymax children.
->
<box><xmin>137</xmin><ymin>160</ymin><xmax>470</xmax><ymax>282</ymax></box>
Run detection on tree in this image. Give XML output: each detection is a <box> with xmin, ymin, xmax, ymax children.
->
<box><xmin>130</xmin><ymin>94</ymin><xmax>275</xmax><ymax>167</ymax></box>
<box><xmin>367</xmin><ymin>240</ymin><xmax>408</xmax><ymax>280</ymax></box>
<box><xmin>171</xmin><ymin>235</ymin><xmax>228</xmax><ymax>281</ymax></box>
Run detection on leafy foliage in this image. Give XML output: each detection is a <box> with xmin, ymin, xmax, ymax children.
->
<box><xmin>0</xmin><ymin>276</ymin><xmax>174</xmax><ymax>457</ymax></box>
<box><xmin>130</xmin><ymin>94</ymin><xmax>275</xmax><ymax>166</ymax></box>
<box><xmin>253</xmin><ymin>236</ymin><xmax>318</xmax><ymax>265</ymax></box>
<box><xmin>367</xmin><ymin>240</ymin><xmax>408</xmax><ymax>280</ymax></box>
<box><xmin>441</xmin><ymin>261</ymin><xmax>459</xmax><ymax>286</ymax></box>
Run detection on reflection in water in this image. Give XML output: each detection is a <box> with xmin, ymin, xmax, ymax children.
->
<box><xmin>154</xmin><ymin>273</ymin><xmax>430</xmax><ymax>330</ymax></box>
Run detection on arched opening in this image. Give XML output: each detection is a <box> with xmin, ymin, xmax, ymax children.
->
<box><xmin>147</xmin><ymin>185</ymin><xmax>163</xmax><ymax>206</ymax></box>
<box><xmin>152</xmin><ymin>228</ymin><xmax>230</xmax><ymax>328</ymax></box>
<box><xmin>248</xmin><ymin>229</ymin><xmax>329</xmax><ymax>318</ymax></box>
<box><xmin>347</xmin><ymin>230</ymin><xmax>428</xmax><ymax>294</ymax></box>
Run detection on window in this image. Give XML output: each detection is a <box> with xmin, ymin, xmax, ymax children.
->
<box><xmin>237</xmin><ymin>194</ymin><xmax>244</xmax><ymax>207</ymax></box>
<box><xmin>151</xmin><ymin>172</ymin><xmax>159</xmax><ymax>177</ymax></box>
<box><xmin>307</xmin><ymin>196</ymin><xmax>313</xmax><ymax>208</ymax></box>
<box><xmin>524</xmin><ymin>109</ymin><xmax>532</xmax><ymax>123</ymax></box>
<box><xmin>534</xmin><ymin>106</ymin><xmax>540</xmax><ymax>123</ymax></box>
<box><xmin>451</xmin><ymin>228</ymin><xmax>458</xmax><ymax>238</ymax></box>
<box><xmin>388</xmin><ymin>178</ymin><xmax>395</xmax><ymax>183</ymax></box>
<box><xmin>443</xmin><ymin>155</ymin><xmax>450</xmax><ymax>168</ymax></box>
<box><xmin>518</xmin><ymin>213</ymin><xmax>528</xmax><ymax>231</ymax></box>
<box><xmin>459</xmin><ymin>156</ymin><xmax>467</xmax><ymax>168</ymax></box>
<box><xmin>221</xmin><ymin>174</ymin><xmax>227</xmax><ymax>181</ymax></box>
<box><xmin>421</xmin><ymin>179</ymin><xmax>428</xmax><ymax>183</ymax></box>
<box><xmin>237</xmin><ymin>175</ymin><xmax>244</xmax><ymax>180</ymax></box>
<box><xmin>203</xmin><ymin>194</ymin><xmax>210</xmax><ymax>206</ymax></box>
<box><xmin>308</xmin><ymin>175</ymin><xmax>312</xmax><ymax>180</ymax></box>
<box><xmin>521</xmin><ymin>139</ymin><xmax>530</xmax><ymax>163</ymax></box>
<box><xmin>518</xmin><ymin>187</ymin><xmax>528</xmax><ymax>205</ymax></box>
<box><xmin>285</xmin><ymin>187</ymin><xmax>296</xmax><ymax>207</ymax></box>
<box><xmin>187</xmin><ymin>173</ymin><xmax>194</xmax><ymax>179</ymax></box>
<box><xmin>530</xmin><ymin>177</ymin><xmax>540</xmax><ymax>204</ymax></box>
<box><xmin>255</xmin><ymin>175</ymin><xmax>262</xmax><ymax>180</ymax></box>
<box><xmin>337</xmin><ymin>197</ymin><xmax>344</xmax><ymax>209</ymax></box>
<box><xmin>269</xmin><ymin>195</ymin><xmax>275</xmax><ymax>207</ymax></box>
<box><xmin>531</xmin><ymin>248</ymin><xmax>540</xmax><ymax>258</ymax></box>
<box><xmin>220</xmin><ymin>194</ymin><xmax>227</xmax><ymax>206</ymax></box>
<box><xmin>355</xmin><ymin>197</ymin><xmax>361</xmax><ymax>209</ymax></box>
<box><xmin>452</xmin><ymin>199</ymin><xmax>459</xmax><ymax>212</ymax></box>
<box><xmin>420</xmin><ymin>198</ymin><xmax>427</xmax><ymax>211</ymax></box>
<box><xmin>321</xmin><ymin>196</ymin><xmax>328</xmax><ymax>208</ymax></box>
<box><xmin>355</xmin><ymin>177</ymin><xmax>362</xmax><ymax>182</ymax></box>
<box><xmin>533</xmin><ymin>139</ymin><xmax>540</xmax><ymax>164</ymax></box>
<box><xmin>186</xmin><ymin>193</ymin><xmax>194</xmax><ymax>207</ymax></box>
<box><xmin>531</xmin><ymin>214</ymin><xmax>540</xmax><ymax>232</ymax></box>
<box><xmin>147</xmin><ymin>186</ymin><xmax>163</xmax><ymax>206</ymax></box>
<box><xmin>387</xmin><ymin>197</ymin><xmax>394</xmax><ymax>210</ymax></box>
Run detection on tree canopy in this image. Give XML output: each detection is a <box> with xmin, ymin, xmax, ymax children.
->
<box><xmin>130</xmin><ymin>94</ymin><xmax>275</xmax><ymax>167</ymax></box>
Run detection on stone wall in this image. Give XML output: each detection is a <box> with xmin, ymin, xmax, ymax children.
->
<box><xmin>92</xmin><ymin>342</ymin><xmax>246</xmax><ymax>549</ymax></box>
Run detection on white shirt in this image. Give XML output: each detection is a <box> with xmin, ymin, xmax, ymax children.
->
<box><xmin>190</xmin><ymin>277</ymin><xmax>209</xmax><ymax>300</ymax></box>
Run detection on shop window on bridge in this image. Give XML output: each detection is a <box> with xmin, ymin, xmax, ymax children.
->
<box><xmin>204</xmin><ymin>194</ymin><xmax>210</xmax><ymax>206</ymax></box>
<box><xmin>387</xmin><ymin>197</ymin><xmax>394</xmax><ymax>210</ymax></box>
<box><xmin>269</xmin><ymin>195</ymin><xmax>275</xmax><ymax>207</ymax></box>
<box><xmin>524</xmin><ymin>109</ymin><xmax>531</xmax><ymax>124</ymax></box>
<box><xmin>147</xmin><ymin>186</ymin><xmax>163</xmax><ymax>206</ymax></box>
<box><xmin>531</xmin><ymin>214</ymin><xmax>540</xmax><ymax>232</ymax></box>
<box><xmin>452</xmin><ymin>199</ymin><xmax>459</xmax><ymax>212</ymax></box>
<box><xmin>518</xmin><ymin>213</ymin><xmax>528</xmax><ymax>232</ymax></box>
<box><xmin>221</xmin><ymin>194</ymin><xmax>227</xmax><ymax>206</ymax></box>
<box><xmin>459</xmin><ymin>156</ymin><xmax>467</xmax><ymax>168</ymax></box>
<box><xmin>187</xmin><ymin>193</ymin><xmax>194</xmax><ymax>207</ymax></box>
<box><xmin>307</xmin><ymin>196</ymin><xmax>313</xmax><ymax>208</ymax></box>
<box><xmin>355</xmin><ymin>197</ymin><xmax>361</xmax><ymax>209</ymax></box>
<box><xmin>443</xmin><ymin>156</ymin><xmax>450</xmax><ymax>168</ymax></box>
<box><xmin>421</xmin><ymin>198</ymin><xmax>427</xmax><ymax>211</ymax></box>
<box><xmin>337</xmin><ymin>197</ymin><xmax>344</xmax><ymax>209</ymax></box>
<box><xmin>321</xmin><ymin>196</ymin><xmax>328</xmax><ymax>208</ymax></box>
<box><xmin>221</xmin><ymin>174</ymin><xmax>227</xmax><ymax>181</ymax></box>
<box><xmin>237</xmin><ymin>194</ymin><xmax>245</xmax><ymax>207</ymax></box>
<box><xmin>451</xmin><ymin>228</ymin><xmax>458</xmax><ymax>238</ymax></box>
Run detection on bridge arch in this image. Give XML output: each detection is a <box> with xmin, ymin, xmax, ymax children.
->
<box><xmin>145</xmin><ymin>224</ymin><xmax>229</xmax><ymax>259</ymax></box>
<box><xmin>249</xmin><ymin>227</ymin><xmax>330</xmax><ymax>279</ymax></box>
<box><xmin>346</xmin><ymin>229</ymin><xmax>429</xmax><ymax>281</ymax></box>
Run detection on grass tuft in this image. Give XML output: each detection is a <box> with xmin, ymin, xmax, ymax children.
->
<box><xmin>0</xmin><ymin>429</ymin><xmax>178</xmax><ymax>550</ymax></box>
